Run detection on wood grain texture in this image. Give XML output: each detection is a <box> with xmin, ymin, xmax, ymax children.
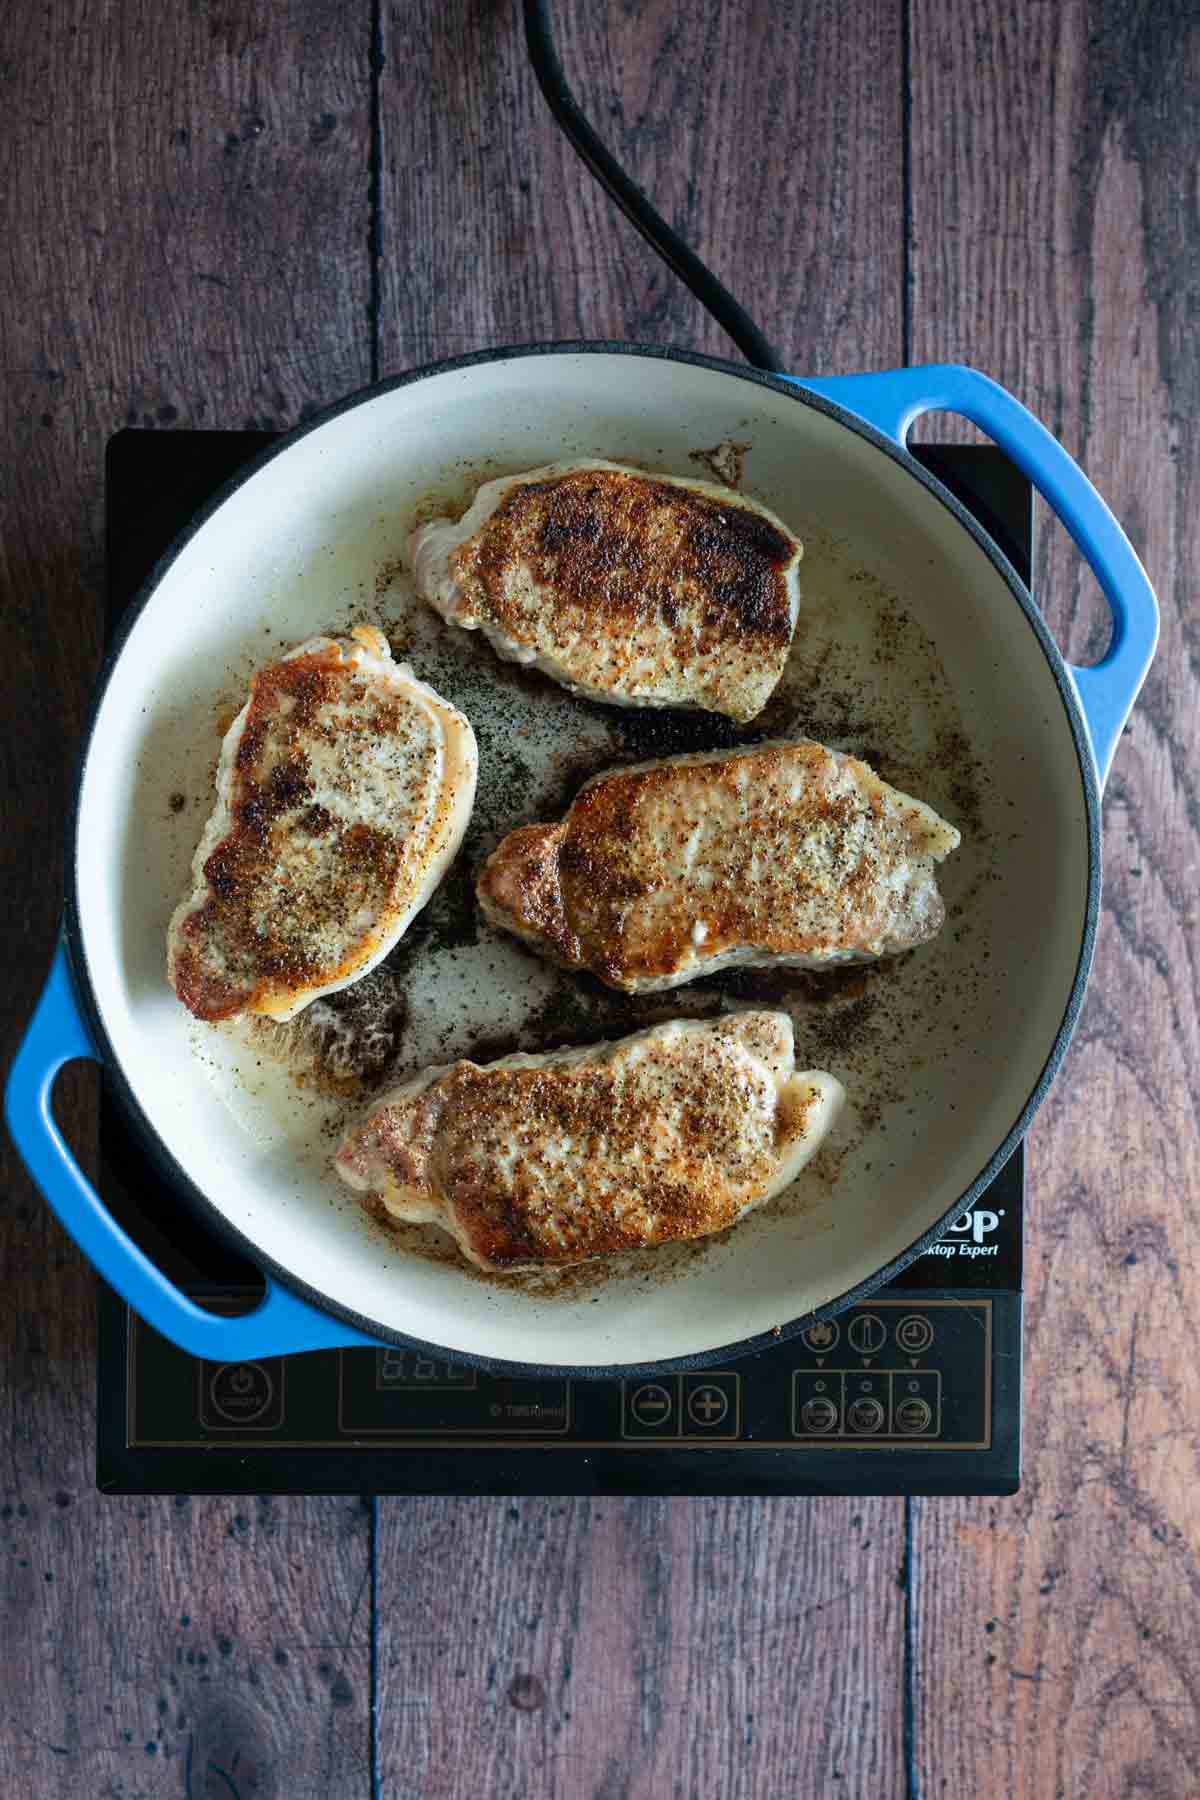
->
<box><xmin>377</xmin><ymin>1496</ymin><xmax>904</xmax><ymax>1799</ymax></box>
<box><xmin>375</xmin><ymin>7</ymin><xmax>908</xmax><ymax>1797</ymax></box>
<box><xmin>909</xmin><ymin>4</ymin><xmax>1200</xmax><ymax>1795</ymax></box>
<box><xmin>7</xmin><ymin>1</ymin><xmax>1191</xmax><ymax>1795</ymax></box>
<box><xmin>0</xmin><ymin>1</ymin><xmax>373</xmax><ymax>1793</ymax></box>
<box><xmin>379</xmin><ymin>0</ymin><xmax>902</xmax><ymax>371</ymax></box>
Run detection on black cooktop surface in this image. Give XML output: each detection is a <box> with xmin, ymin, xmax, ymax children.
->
<box><xmin>97</xmin><ymin>429</ymin><xmax>1029</xmax><ymax>1497</ymax></box>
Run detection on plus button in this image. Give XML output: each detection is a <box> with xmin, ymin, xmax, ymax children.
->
<box><xmin>685</xmin><ymin>1380</ymin><xmax>732</xmax><ymax>1430</ymax></box>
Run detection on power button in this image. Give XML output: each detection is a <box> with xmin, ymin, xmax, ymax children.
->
<box><xmin>200</xmin><ymin>1360</ymin><xmax>285</xmax><ymax>1431</ymax></box>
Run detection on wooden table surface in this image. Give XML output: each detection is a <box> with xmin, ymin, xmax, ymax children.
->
<box><xmin>2</xmin><ymin>2</ymin><xmax>1196</xmax><ymax>1793</ymax></box>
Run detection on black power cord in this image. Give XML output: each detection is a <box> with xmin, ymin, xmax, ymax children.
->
<box><xmin>522</xmin><ymin>0</ymin><xmax>785</xmax><ymax>375</ymax></box>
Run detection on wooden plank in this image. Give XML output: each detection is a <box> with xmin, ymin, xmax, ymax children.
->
<box><xmin>379</xmin><ymin>0</ymin><xmax>902</xmax><ymax>371</ymax></box>
<box><xmin>909</xmin><ymin>4</ymin><xmax>1200</xmax><ymax>1794</ymax></box>
<box><xmin>0</xmin><ymin>1</ymin><xmax>374</xmax><ymax>1793</ymax></box>
<box><xmin>377</xmin><ymin>1497</ymin><xmax>904</xmax><ymax>1799</ymax></box>
<box><xmin>376</xmin><ymin>5</ymin><xmax>907</xmax><ymax>1796</ymax></box>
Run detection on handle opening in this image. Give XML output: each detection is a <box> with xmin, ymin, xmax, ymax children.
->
<box><xmin>908</xmin><ymin>407</ymin><xmax>1115</xmax><ymax>670</ymax></box>
<box><xmin>796</xmin><ymin>366</ymin><xmax>1159</xmax><ymax>785</ymax></box>
<box><xmin>6</xmin><ymin>945</ymin><xmax>379</xmax><ymax>1359</ymax></box>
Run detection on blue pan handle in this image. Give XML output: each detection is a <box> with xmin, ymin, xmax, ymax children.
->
<box><xmin>793</xmin><ymin>365</ymin><xmax>1159</xmax><ymax>787</ymax></box>
<box><xmin>5</xmin><ymin>943</ymin><xmax>379</xmax><ymax>1358</ymax></box>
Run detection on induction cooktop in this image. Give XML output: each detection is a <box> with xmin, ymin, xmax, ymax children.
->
<box><xmin>97</xmin><ymin>428</ymin><xmax>1029</xmax><ymax>1497</ymax></box>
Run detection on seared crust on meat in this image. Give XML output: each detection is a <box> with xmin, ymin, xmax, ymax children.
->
<box><xmin>334</xmin><ymin>1013</ymin><xmax>844</xmax><ymax>1271</ymax></box>
<box><xmin>168</xmin><ymin>627</ymin><xmax>477</xmax><ymax>1023</ymax></box>
<box><xmin>410</xmin><ymin>460</ymin><xmax>803</xmax><ymax>721</ymax></box>
<box><xmin>478</xmin><ymin>740</ymin><xmax>961</xmax><ymax>993</ymax></box>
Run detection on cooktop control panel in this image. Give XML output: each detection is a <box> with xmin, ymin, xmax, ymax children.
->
<box><xmin>125</xmin><ymin>1297</ymin><xmax>991</xmax><ymax>1452</ymax></box>
<box><xmin>103</xmin><ymin>1281</ymin><xmax>1020</xmax><ymax>1500</ymax></box>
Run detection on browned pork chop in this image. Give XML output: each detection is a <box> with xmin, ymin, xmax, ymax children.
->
<box><xmin>168</xmin><ymin>627</ymin><xmax>477</xmax><ymax>1023</ymax></box>
<box><xmin>410</xmin><ymin>459</ymin><xmax>803</xmax><ymax>722</ymax></box>
<box><xmin>334</xmin><ymin>1013</ymin><xmax>844</xmax><ymax>1272</ymax></box>
<box><xmin>478</xmin><ymin>740</ymin><xmax>961</xmax><ymax>993</ymax></box>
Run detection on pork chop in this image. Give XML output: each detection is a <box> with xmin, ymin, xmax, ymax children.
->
<box><xmin>168</xmin><ymin>626</ymin><xmax>477</xmax><ymax>1023</ymax></box>
<box><xmin>410</xmin><ymin>459</ymin><xmax>803</xmax><ymax>721</ymax></box>
<box><xmin>478</xmin><ymin>740</ymin><xmax>960</xmax><ymax>993</ymax></box>
<box><xmin>334</xmin><ymin>1012</ymin><xmax>844</xmax><ymax>1271</ymax></box>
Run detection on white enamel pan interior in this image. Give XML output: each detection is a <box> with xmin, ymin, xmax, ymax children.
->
<box><xmin>69</xmin><ymin>346</ymin><xmax>1098</xmax><ymax>1371</ymax></box>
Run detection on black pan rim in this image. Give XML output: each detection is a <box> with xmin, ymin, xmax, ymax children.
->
<box><xmin>64</xmin><ymin>339</ymin><xmax>1102</xmax><ymax>1378</ymax></box>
